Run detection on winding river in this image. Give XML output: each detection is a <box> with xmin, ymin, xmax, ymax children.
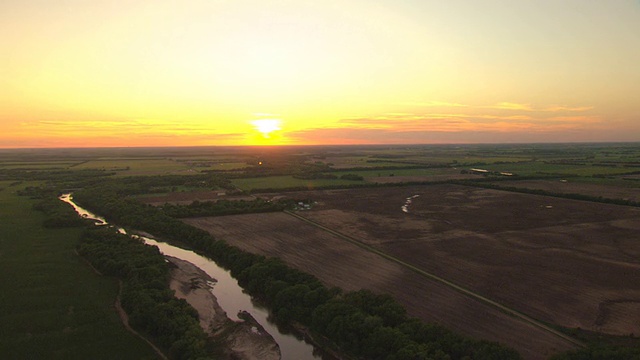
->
<box><xmin>60</xmin><ymin>194</ymin><xmax>325</xmax><ymax>360</ymax></box>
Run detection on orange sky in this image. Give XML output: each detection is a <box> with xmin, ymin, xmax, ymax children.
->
<box><xmin>1</xmin><ymin>0</ymin><xmax>639</xmax><ymax>148</ymax></box>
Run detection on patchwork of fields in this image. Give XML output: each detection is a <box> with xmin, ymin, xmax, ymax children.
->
<box><xmin>185</xmin><ymin>184</ymin><xmax>640</xmax><ymax>359</ymax></box>
<box><xmin>287</xmin><ymin>185</ymin><xmax>640</xmax><ymax>336</ymax></box>
<box><xmin>184</xmin><ymin>212</ymin><xmax>578</xmax><ymax>360</ymax></box>
<box><xmin>2</xmin><ymin>144</ymin><xmax>639</xmax><ymax>359</ymax></box>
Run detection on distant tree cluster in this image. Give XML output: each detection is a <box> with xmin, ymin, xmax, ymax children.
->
<box><xmin>161</xmin><ymin>198</ymin><xmax>292</xmax><ymax>218</ymax></box>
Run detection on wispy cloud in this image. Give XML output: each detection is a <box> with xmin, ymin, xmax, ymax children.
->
<box><xmin>287</xmin><ymin>100</ymin><xmax>603</xmax><ymax>145</ymax></box>
<box><xmin>14</xmin><ymin>118</ymin><xmax>248</xmax><ymax>147</ymax></box>
<box><xmin>484</xmin><ymin>102</ymin><xmax>593</xmax><ymax>113</ymax></box>
<box><xmin>402</xmin><ymin>101</ymin><xmax>594</xmax><ymax>113</ymax></box>
<box><xmin>542</xmin><ymin>106</ymin><xmax>594</xmax><ymax>112</ymax></box>
<box><xmin>488</xmin><ymin>102</ymin><xmax>534</xmax><ymax>111</ymax></box>
<box><xmin>399</xmin><ymin>101</ymin><xmax>468</xmax><ymax>108</ymax></box>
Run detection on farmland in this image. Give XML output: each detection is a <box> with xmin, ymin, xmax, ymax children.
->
<box><xmin>481</xmin><ymin>162</ymin><xmax>640</xmax><ymax>177</ymax></box>
<box><xmin>231</xmin><ymin>175</ymin><xmax>366</xmax><ymax>191</ymax></box>
<box><xmin>487</xmin><ymin>179</ymin><xmax>640</xmax><ymax>202</ymax></box>
<box><xmin>277</xmin><ymin>185</ymin><xmax>640</xmax><ymax>337</ymax></box>
<box><xmin>185</xmin><ymin>181</ymin><xmax>640</xmax><ymax>359</ymax></box>
<box><xmin>73</xmin><ymin>158</ymin><xmax>194</xmax><ymax>176</ymax></box>
<box><xmin>184</xmin><ymin>212</ymin><xmax>578</xmax><ymax>360</ymax></box>
<box><xmin>2</xmin><ymin>143</ymin><xmax>640</xmax><ymax>359</ymax></box>
<box><xmin>0</xmin><ymin>182</ymin><xmax>159</xmax><ymax>359</ymax></box>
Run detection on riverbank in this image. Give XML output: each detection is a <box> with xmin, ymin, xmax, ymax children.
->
<box><xmin>166</xmin><ymin>256</ymin><xmax>281</xmax><ymax>360</ymax></box>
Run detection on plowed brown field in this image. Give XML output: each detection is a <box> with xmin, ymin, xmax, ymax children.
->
<box><xmin>184</xmin><ymin>184</ymin><xmax>640</xmax><ymax>359</ymax></box>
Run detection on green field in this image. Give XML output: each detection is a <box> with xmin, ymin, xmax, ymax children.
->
<box><xmin>313</xmin><ymin>154</ymin><xmax>533</xmax><ymax>168</ymax></box>
<box><xmin>198</xmin><ymin>162</ymin><xmax>249</xmax><ymax>171</ymax></box>
<box><xmin>331</xmin><ymin>167</ymin><xmax>460</xmax><ymax>179</ymax></box>
<box><xmin>0</xmin><ymin>182</ymin><xmax>158</xmax><ymax>359</ymax></box>
<box><xmin>0</xmin><ymin>162</ymin><xmax>81</xmax><ymax>170</ymax></box>
<box><xmin>482</xmin><ymin>161</ymin><xmax>639</xmax><ymax>177</ymax></box>
<box><xmin>232</xmin><ymin>175</ymin><xmax>366</xmax><ymax>191</ymax></box>
<box><xmin>310</xmin><ymin>156</ymin><xmax>408</xmax><ymax>168</ymax></box>
<box><xmin>73</xmin><ymin>158</ymin><xmax>192</xmax><ymax>176</ymax></box>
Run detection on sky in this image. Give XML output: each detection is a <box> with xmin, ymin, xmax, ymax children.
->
<box><xmin>1</xmin><ymin>0</ymin><xmax>639</xmax><ymax>148</ymax></box>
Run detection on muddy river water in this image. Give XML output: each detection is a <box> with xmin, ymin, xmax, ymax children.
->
<box><xmin>60</xmin><ymin>194</ymin><xmax>324</xmax><ymax>360</ymax></box>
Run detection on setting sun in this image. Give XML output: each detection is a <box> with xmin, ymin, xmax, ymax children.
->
<box><xmin>251</xmin><ymin>119</ymin><xmax>282</xmax><ymax>139</ymax></box>
<box><xmin>0</xmin><ymin>0</ymin><xmax>639</xmax><ymax>148</ymax></box>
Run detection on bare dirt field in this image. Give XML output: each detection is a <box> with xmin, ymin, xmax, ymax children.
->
<box><xmin>184</xmin><ymin>212</ymin><xmax>579</xmax><ymax>360</ymax></box>
<box><xmin>275</xmin><ymin>185</ymin><xmax>640</xmax><ymax>337</ymax></box>
<box><xmin>490</xmin><ymin>179</ymin><xmax>640</xmax><ymax>202</ymax></box>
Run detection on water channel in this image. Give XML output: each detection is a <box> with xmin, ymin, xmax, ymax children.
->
<box><xmin>60</xmin><ymin>194</ymin><xmax>324</xmax><ymax>360</ymax></box>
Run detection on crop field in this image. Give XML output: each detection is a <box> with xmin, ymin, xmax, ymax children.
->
<box><xmin>488</xmin><ymin>179</ymin><xmax>640</xmax><ymax>202</ymax></box>
<box><xmin>273</xmin><ymin>185</ymin><xmax>640</xmax><ymax>337</ymax></box>
<box><xmin>184</xmin><ymin>212</ymin><xmax>578</xmax><ymax>360</ymax></box>
<box><xmin>73</xmin><ymin>158</ymin><xmax>194</xmax><ymax>176</ymax></box>
<box><xmin>0</xmin><ymin>162</ymin><xmax>81</xmax><ymax>169</ymax></box>
<box><xmin>481</xmin><ymin>161</ymin><xmax>640</xmax><ymax>177</ymax></box>
<box><xmin>198</xmin><ymin>162</ymin><xmax>249</xmax><ymax>171</ymax></box>
<box><xmin>138</xmin><ymin>191</ymin><xmax>256</xmax><ymax>206</ymax></box>
<box><xmin>231</xmin><ymin>175</ymin><xmax>366</xmax><ymax>191</ymax></box>
<box><xmin>332</xmin><ymin>167</ymin><xmax>478</xmax><ymax>183</ymax></box>
<box><xmin>173</xmin><ymin>157</ymin><xmax>250</xmax><ymax>171</ymax></box>
<box><xmin>307</xmin><ymin>155</ymin><xmax>397</xmax><ymax>168</ymax></box>
<box><xmin>309</xmin><ymin>153</ymin><xmax>534</xmax><ymax>169</ymax></box>
<box><xmin>0</xmin><ymin>182</ymin><xmax>158</xmax><ymax>359</ymax></box>
<box><xmin>231</xmin><ymin>168</ymin><xmax>477</xmax><ymax>191</ymax></box>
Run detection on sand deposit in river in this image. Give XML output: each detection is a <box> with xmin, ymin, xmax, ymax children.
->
<box><xmin>166</xmin><ymin>256</ymin><xmax>281</xmax><ymax>360</ymax></box>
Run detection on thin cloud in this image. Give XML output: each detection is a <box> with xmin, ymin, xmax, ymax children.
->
<box><xmin>546</xmin><ymin>115</ymin><xmax>601</xmax><ymax>123</ymax></box>
<box><xmin>488</xmin><ymin>102</ymin><xmax>534</xmax><ymax>111</ymax></box>
<box><xmin>403</xmin><ymin>101</ymin><xmax>594</xmax><ymax>113</ymax></box>
<box><xmin>399</xmin><ymin>101</ymin><xmax>468</xmax><ymax>108</ymax></box>
<box><xmin>543</xmin><ymin>106</ymin><xmax>594</xmax><ymax>112</ymax></box>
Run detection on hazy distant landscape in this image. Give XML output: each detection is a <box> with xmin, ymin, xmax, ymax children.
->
<box><xmin>1</xmin><ymin>143</ymin><xmax>639</xmax><ymax>360</ymax></box>
<box><xmin>3</xmin><ymin>1</ymin><xmax>640</xmax><ymax>358</ymax></box>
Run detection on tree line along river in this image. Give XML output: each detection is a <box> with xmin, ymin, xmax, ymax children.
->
<box><xmin>60</xmin><ymin>193</ymin><xmax>325</xmax><ymax>360</ymax></box>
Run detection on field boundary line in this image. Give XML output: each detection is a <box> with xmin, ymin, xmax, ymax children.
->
<box><xmin>284</xmin><ymin>210</ymin><xmax>584</xmax><ymax>348</ymax></box>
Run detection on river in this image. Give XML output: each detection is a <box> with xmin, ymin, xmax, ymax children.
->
<box><xmin>60</xmin><ymin>194</ymin><xmax>325</xmax><ymax>360</ymax></box>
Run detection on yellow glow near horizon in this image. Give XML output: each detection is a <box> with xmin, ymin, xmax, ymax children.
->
<box><xmin>1</xmin><ymin>1</ymin><xmax>639</xmax><ymax>147</ymax></box>
<box><xmin>252</xmin><ymin>119</ymin><xmax>282</xmax><ymax>139</ymax></box>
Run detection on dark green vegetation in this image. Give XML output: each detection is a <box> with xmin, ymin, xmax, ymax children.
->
<box><xmin>19</xmin><ymin>186</ymin><xmax>93</xmax><ymax>228</ymax></box>
<box><xmin>550</xmin><ymin>346</ymin><xmax>640</xmax><ymax>360</ymax></box>
<box><xmin>0</xmin><ymin>182</ymin><xmax>159</xmax><ymax>359</ymax></box>
<box><xmin>1</xmin><ymin>142</ymin><xmax>639</xmax><ymax>360</ymax></box>
<box><xmin>161</xmin><ymin>198</ymin><xmax>298</xmax><ymax>218</ymax></box>
<box><xmin>77</xmin><ymin>227</ymin><xmax>210</xmax><ymax>359</ymax></box>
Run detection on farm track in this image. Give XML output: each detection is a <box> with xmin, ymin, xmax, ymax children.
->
<box><xmin>284</xmin><ymin>210</ymin><xmax>585</xmax><ymax>349</ymax></box>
